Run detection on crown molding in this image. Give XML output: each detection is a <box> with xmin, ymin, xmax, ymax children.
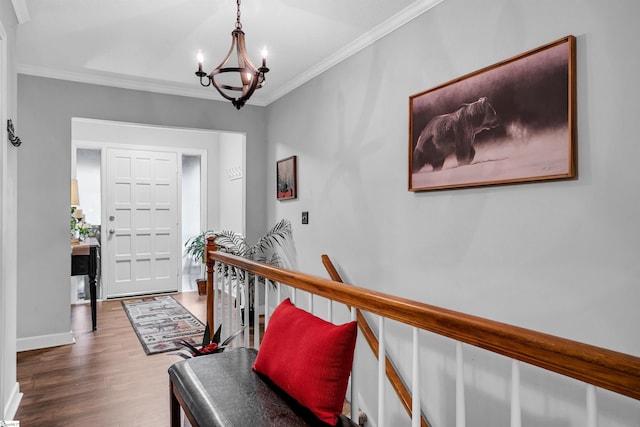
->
<box><xmin>16</xmin><ymin>63</ymin><xmax>270</xmax><ymax>107</ymax></box>
<box><xmin>15</xmin><ymin>0</ymin><xmax>443</xmax><ymax>107</ymax></box>
<box><xmin>264</xmin><ymin>0</ymin><xmax>445</xmax><ymax>105</ymax></box>
<box><xmin>11</xmin><ymin>0</ymin><xmax>30</xmax><ymax>24</ymax></box>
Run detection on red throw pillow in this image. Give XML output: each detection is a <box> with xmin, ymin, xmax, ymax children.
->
<box><xmin>253</xmin><ymin>298</ymin><xmax>357</xmax><ymax>425</ymax></box>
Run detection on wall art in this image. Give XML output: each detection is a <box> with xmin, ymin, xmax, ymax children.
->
<box><xmin>409</xmin><ymin>36</ymin><xmax>576</xmax><ymax>191</ymax></box>
<box><xmin>276</xmin><ymin>155</ymin><xmax>297</xmax><ymax>200</ymax></box>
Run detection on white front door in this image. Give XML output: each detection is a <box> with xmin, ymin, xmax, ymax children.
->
<box><xmin>104</xmin><ymin>148</ymin><xmax>179</xmax><ymax>298</ymax></box>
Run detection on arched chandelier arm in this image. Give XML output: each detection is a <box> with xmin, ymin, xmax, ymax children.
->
<box><xmin>213</xmin><ymin>31</ymin><xmax>241</xmax><ymax>74</ymax></box>
<box><xmin>195</xmin><ymin>0</ymin><xmax>269</xmax><ymax>110</ymax></box>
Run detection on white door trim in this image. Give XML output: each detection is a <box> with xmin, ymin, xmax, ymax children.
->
<box><xmin>1</xmin><ymin>18</ymin><xmax>24</xmax><ymax>420</ymax></box>
<box><xmin>73</xmin><ymin>138</ymin><xmax>209</xmax><ymax>298</ymax></box>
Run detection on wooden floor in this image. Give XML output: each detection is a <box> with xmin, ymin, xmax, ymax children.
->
<box><xmin>15</xmin><ymin>292</ymin><xmax>209</xmax><ymax>427</ymax></box>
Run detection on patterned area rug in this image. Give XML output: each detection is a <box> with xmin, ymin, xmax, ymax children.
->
<box><xmin>122</xmin><ymin>295</ymin><xmax>205</xmax><ymax>355</ymax></box>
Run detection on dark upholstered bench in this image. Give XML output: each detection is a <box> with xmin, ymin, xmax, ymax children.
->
<box><xmin>169</xmin><ymin>347</ymin><xmax>358</xmax><ymax>427</ymax></box>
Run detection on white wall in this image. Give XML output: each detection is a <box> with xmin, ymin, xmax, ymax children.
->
<box><xmin>0</xmin><ymin>1</ymin><xmax>21</xmax><ymax>420</ymax></box>
<box><xmin>266</xmin><ymin>0</ymin><xmax>640</xmax><ymax>425</ymax></box>
<box><xmin>181</xmin><ymin>156</ymin><xmax>201</xmax><ymax>232</ymax></box>
<box><xmin>75</xmin><ymin>148</ymin><xmax>101</xmax><ymax>226</ymax></box>
<box><xmin>219</xmin><ymin>132</ymin><xmax>245</xmax><ymax>234</ymax></box>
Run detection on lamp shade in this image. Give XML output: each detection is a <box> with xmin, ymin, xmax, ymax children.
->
<box><xmin>70</xmin><ymin>179</ymin><xmax>80</xmax><ymax>206</ymax></box>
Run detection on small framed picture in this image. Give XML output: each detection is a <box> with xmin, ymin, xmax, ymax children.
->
<box><xmin>276</xmin><ymin>156</ymin><xmax>297</xmax><ymax>200</ymax></box>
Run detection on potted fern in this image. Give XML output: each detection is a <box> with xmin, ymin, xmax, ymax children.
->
<box><xmin>184</xmin><ymin>219</ymin><xmax>293</xmax><ymax>307</ymax></box>
<box><xmin>212</xmin><ymin>219</ymin><xmax>292</xmax><ymax>323</ymax></box>
<box><xmin>184</xmin><ymin>231</ymin><xmax>213</xmax><ymax>295</ymax></box>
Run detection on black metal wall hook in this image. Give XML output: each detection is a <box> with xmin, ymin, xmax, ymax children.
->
<box><xmin>7</xmin><ymin>119</ymin><xmax>22</xmax><ymax>147</ymax></box>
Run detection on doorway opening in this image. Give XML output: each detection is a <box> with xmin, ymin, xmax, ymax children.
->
<box><xmin>181</xmin><ymin>155</ymin><xmax>201</xmax><ymax>292</ymax></box>
<box><xmin>73</xmin><ymin>148</ymin><xmax>102</xmax><ymax>301</ymax></box>
<box><xmin>71</xmin><ymin>118</ymin><xmax>245</xmax><ymax>301</ymax></box>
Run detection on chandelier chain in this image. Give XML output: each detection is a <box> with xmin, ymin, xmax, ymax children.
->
<box><xmin>236</xmin><ymin>0</ymin><xmax>242</xmax><ymax>29</ymax></box>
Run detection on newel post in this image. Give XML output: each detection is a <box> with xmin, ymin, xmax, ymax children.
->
<box><xmin>206</xmin><ymin>236</ymin><xmax>217</xmax><ymax>331</ymax></box>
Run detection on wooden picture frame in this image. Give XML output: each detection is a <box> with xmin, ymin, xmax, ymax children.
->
<box><xmin>276</xmin><ymin>156</ymin><xmax>297</xmax><ymax>200</ymax></box>
<box><xmin>409</xmin><ymin>36</ymin><xmax>576</xmax><ymax>192</ymax></box>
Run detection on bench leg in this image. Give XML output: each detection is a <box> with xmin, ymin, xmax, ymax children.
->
<box><xmin>170</xmin><ymin>381</ymin><xmax>181</xmax><ymax>427</ymax></box>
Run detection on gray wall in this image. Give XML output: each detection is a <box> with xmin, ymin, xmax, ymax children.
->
<box><xmin>266</xmin><ymin>0</ymin><xmax>640</xmax><ymax>425</ymax></box>
<box><xmin>16</xmin><ymin>76</ymin><xmax>267</xmax><ymax>343</ymax></box>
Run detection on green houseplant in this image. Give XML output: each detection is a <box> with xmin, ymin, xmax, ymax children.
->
<box><xmin>184</xmin><ymin>231</ymin><xmax>213</xmax><ymax>295</ymax></box>
<box><xmin>184</xmin><ymin>219</ymin><xmax>293</xmax><ymax>305</ymax></box>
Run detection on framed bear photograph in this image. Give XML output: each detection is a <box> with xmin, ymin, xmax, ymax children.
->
<box><xmin>409</xmin><ymin>35</ymin><xmax>576</xmax><ymax>192</ymax></box>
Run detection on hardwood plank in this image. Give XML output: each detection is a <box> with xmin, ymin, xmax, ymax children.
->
<box><xmin>15</xmin><ymin>292</ymin><xmax>207</xmax><ymax>427</ymax></box>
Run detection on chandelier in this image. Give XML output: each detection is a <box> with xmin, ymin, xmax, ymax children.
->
<box><xmin>196</xmin><ymin>0</ymin><xmax>269</xmax><ymax>110</ymax></box>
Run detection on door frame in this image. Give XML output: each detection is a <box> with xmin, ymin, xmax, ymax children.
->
<box><xmin>0</xmin><ymin>17</ymin><xmax>20</xmax><ymax>420</ymax></box>
<box><xmin>73</xmin><ymin>138</ymin><xmax>209</xmax><ymax>299</ymax></box>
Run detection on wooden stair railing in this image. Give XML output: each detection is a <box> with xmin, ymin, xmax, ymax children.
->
<box><xmin>322</xmin><ymin>254</ymin><xmax>430</xmax><ymax>427</ymax></box>
<box><xmin>204</xmin><ymin>238</ymin><xmax>640</xmax><ymax>404</ymax></box>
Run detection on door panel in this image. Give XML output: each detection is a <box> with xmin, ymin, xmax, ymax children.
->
<box><xmin>105</xmin><ymin>148</ymin><xmax>178</xmax><ymax>298</ymax></box>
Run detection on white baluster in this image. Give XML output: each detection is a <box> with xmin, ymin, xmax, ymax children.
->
<box><xmin>291</xmin><ymin>287</ymin><xmax>296</xmax><ymax>305</ymax></box>
<box><xmin>223</xmin><ymin>267</ymin><xmax>228</xmax><ymax>331</ymax></box>
<box><xmin>586</xmin><ymin>384</ymin><xmax>598</xmax><ymax>427</ymax></box>
<box><xmin>309</xmin><ymin>292</ymin><xmax>314</xmax><ymax>313</ymax></box>
<box><xmin>237</xmin><ymin>269</ymin><xmax>242</xmax><ymax>333</ymax></box>
<box><xmin>222</xmin><ymin>266</ymin><xmax>227</xmax><ymax>337</ymax></box>
<box><xmin>264</xmin><ymin>278</ymin><xmax>270</xmax><ymax>330</ymax></box>
<box><xmin>328</xmin><ymin>299</ymin><xmax>333</xmax><ymax>322</ymax></box>
<box><xmin>277</xmin><ymin>281</ymin><xmax>281</xmax><ymax>305</ymax></box>
<box><xmin>351</xmin><ymin>307</ymin><xmax>358</xmax><ymax>423</ymax></box>
<box><xmin>243</xmin><ymin>270</ymin><xmax>249</xmax><ymax>348</ymax></box>
<box><xmin>456</xmin><ymin>342</ymin><xmax>466</xmax><ymax>427</ymax></box>
<box><xmin>378</xmin><ymin>316</ymin><xmax>386</xmax><ymax>427</ymax></box>
<box><xmin>412</xmin><ymin>327</ymin><xmax>420</xmax><ymax>427</ymax></box>
<box><xmin>254</xmin><ymin>275</ymin><xmax>260</xmax><ymax>348</ymax></box>
<box><xmin>212</xmin><ymin>263</ymin><xmax>219</xmax><ymax>329</ymax></box>
<box><xmin>510</xmin><ymin>359</ymin><xmax>521</xmax><ymax>427</ymax></box>
<box><xmin>226</xmin><ymin>266</ymin><xmax>232</xmax><ymax>340</ymax></box>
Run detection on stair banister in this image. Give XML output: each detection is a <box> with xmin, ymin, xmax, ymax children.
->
<box><xmin>322</xmin><ymin>254</ymin><xmax>431</xmax><ymax>427</ymax></box>
<box><xmin>205</xmin><ymin>246</ymin><xmax>640</xmax><ymax>401</ymax></box>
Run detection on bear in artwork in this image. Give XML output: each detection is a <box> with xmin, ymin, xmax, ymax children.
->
<box><xmin>412</xmin><ymin>97</ymin><xmax>500</xmax><ymax>172</ymax></box>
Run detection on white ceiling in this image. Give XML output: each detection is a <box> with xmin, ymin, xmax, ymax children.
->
<box><xmin>15</xmin><ymin>0</ymin><xmax>443</xmax><ymax>107</ymax></box>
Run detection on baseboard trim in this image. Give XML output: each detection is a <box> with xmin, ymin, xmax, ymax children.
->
<box><xmin>3</xmin><ymin>381</ymin><xmax>22</xmax><ymax>421</ymax></box>
<box><xmin>16</xmin><ymin>331</ymin><xmax>75</xmax><ymax>352</ymax></box>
